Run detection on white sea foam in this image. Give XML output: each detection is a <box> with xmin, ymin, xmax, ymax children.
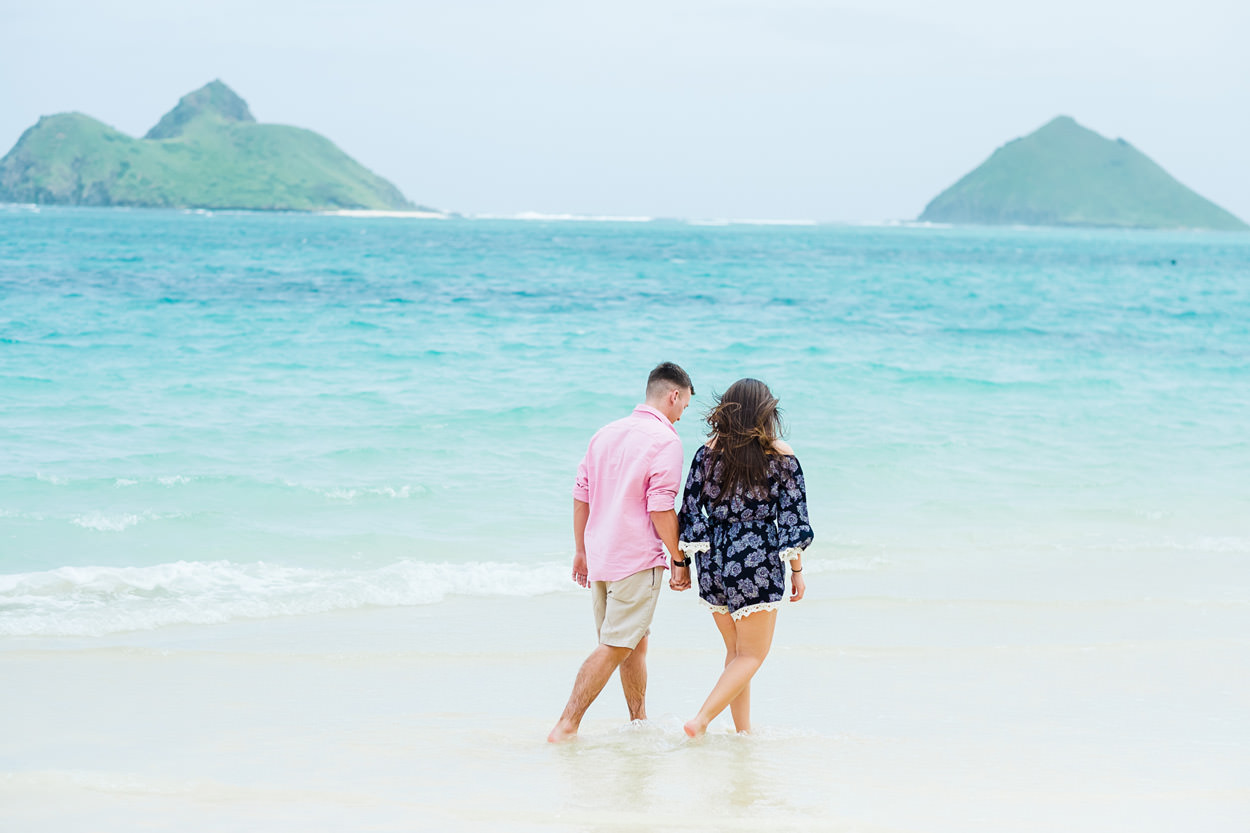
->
<box><xmin>329</xmin><ymin>485</ymin><xmax>420</xmax><ymax>501</ymax></box>
<box><xmin>0</xmin><ymin>553</ymin><xmax>892</xmax><ymax>637</ymax></box>
<box><xmin>727</xmin><ymin>218</ymin><xmax>821</xmax><ymax>226</ymax></box>
<box><xmin>480</xmin><ymin>211</ymin><xmax>655</xmax><ymax>223</ymax></box>
<box><xmin>322</xmin><ymin>209</ymin><xmax>449</xmax><ymax>219</ymax></box>
<box><xmin>295</xmin><ymin>483</ymin><xmax>425</xmax><ymax>501</ymax></box>
<box><xmin>70</xmin><ymin>512</ymin><xmax>144</xmax><ymax>532</ymax></box>
<box><xmin>841</xmin><ymin>219</ymin><xmax>954</xmax><ymax>228</ymax></box>
<box><xmin>0</xmin><ymin>559</ymin><xmax>577</xmax><ymax>636</ymax></box>
<box><xmin>685</xmin><ymin>217</ymin><xmax>820</xmax><ymax>226</ymax></box>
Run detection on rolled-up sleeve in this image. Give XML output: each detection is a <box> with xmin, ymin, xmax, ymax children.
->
<box><xmin>572</xmin><ymin>454</ymin><xmax>590</xmax><ymax>503</ymax></box>
<box><xmin>644</xmin><ymin>438</ymin><xmax>683</xmax><ymax>513</ymax></box>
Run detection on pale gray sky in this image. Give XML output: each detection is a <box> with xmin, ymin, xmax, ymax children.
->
<box><xmin>2</xmin><ymin>0</ymin><xmax>1247</xmax><ymax>221</ymax></box>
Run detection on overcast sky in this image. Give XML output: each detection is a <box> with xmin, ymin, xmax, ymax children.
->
<box><xmin>2</xmin><ymin>0</ymin><xmax>1246</xmax><ymax>221</ymax></box>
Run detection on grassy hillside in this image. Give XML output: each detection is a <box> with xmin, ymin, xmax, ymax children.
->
<box><xmin>0</xmin><ymin>81</ymin><xmax>417</xmax><ymax>211</ymax></box>
<box><xmin>919</xmin><ymin>116</ymin><xmax>1246</xmax><ymax>231</ymax></box>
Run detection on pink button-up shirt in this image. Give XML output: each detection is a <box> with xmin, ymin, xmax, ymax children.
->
<box><xmin>573</xmin><ymin>404</ymin><xmax>684</xmax><ymax>582</ymax></box>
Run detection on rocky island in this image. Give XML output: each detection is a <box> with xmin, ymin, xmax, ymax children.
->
<box><xmin>0</xmin><ymin>81</ymin><xmax>426</xmax><ymax>212</ymax></box>
<box><xmin>919</xmin><ymin>116</ymin><xmax>1246</xmax><ymax>231</ymax></box>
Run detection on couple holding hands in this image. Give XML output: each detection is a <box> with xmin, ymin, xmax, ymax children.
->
<box><xmin>548</xmin><ymin>362</ymin><xmax>813</xmax><ymax>742</ymax></box>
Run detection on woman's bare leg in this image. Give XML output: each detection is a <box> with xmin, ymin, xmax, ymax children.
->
<box><xmin>710</xmin><ymin>612</ymin><xmax>753</xmax><ymax>732</ymax></box>
<box><xmin>685</xmin><ymin>609</ymin><xmax>777</xmax><ymax>737</ymax></box>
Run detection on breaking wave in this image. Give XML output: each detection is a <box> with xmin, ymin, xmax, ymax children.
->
<box><xmin>0</xmin><ymin>559</ymin><xmax>574</xmax><ymax>637</ymax></box>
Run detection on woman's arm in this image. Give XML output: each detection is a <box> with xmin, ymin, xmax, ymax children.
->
<box><xmin>776</xmin><ymin>453</ymin><xmax>812</xmax><ymax>602</ymax></box>
<box><xmin>677</xmin><ymin>447</ymin><xmax>711</xmax><ymax>553</ymax></box>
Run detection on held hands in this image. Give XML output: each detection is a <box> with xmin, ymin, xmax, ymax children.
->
<box><xmin>789</xmin><ymin>568</ymin><xmax>805</xmax><ymax>602</ymax></box>
<box><xmin>572</xmin><ymin>552</ymin><xmax>692</xmax><ymax>591</ymax></box>
<box><xmin>571</xmin><ymin>551</ymin><xmax>589</xmax><ymax>588</ymax></box>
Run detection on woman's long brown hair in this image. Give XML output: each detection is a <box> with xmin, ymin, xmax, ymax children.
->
<box><xmin>705</xmin><ymin>378</ymin><xmax>783</xmax><ymax>500</ymax></box>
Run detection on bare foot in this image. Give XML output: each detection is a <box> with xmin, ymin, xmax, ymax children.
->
<box><xmin>547</xmin><ymin>720</ymin><xmax>578</xmax><ymax>743</ymax></box>
<box><xmin>683</xmin><ymin>718</ymin><xmax>706</xmax><ymax>738</ymax></box>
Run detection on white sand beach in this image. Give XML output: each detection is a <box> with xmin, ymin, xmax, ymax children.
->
<box><xmin>4</xmin><ymin>552</ymin><xmax>1246</xmax><ymax>832</ymax></box>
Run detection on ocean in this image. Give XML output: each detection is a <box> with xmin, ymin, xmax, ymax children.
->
<box><xmin>2</xmin><ymin>205</ymin><xmax>1248</xmax><ymax>831</ymax></box>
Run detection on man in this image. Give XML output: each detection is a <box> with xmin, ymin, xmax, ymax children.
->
<box><xmin>547</xmin><ymin>362</ymin><xmax>695</xmax><ymax>743</ymax></box>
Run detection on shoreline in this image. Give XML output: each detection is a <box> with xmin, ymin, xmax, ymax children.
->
<box><xmin>3</xmin><ymin>592</ymin><xmax>1245</xmax><ymax>832</ymax></box>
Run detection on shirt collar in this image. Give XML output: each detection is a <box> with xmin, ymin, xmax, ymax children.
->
<box><xmin>633</xmin><ymin>404</ymin><xmax>678</xmax><ymax>435</ymax></box>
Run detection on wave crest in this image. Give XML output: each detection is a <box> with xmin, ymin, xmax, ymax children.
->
<box><xmin>70</xmin><ymin>512</ymin><xmax>145</xmax><ymax>532</ymax></box>
<box><xmin>0</xmin><ymin>559</ymin><xmax>574</xmax><ymax>637</ymax></box>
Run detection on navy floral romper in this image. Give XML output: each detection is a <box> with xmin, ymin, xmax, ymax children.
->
<box><xmin>678</xmin><ymin>445</ymin><xmax>814</xmax><ymax>619</ymax></box>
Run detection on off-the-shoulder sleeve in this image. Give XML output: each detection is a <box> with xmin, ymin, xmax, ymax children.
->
<box><xmin>678</xmin><ymin>447</ymin><xmax>710</xmax><ymax>555</ymax></box>
<box><xmin>776</xmin><ymin>455</ymin><xmax>813</xmax><ymax>560</ymax></box>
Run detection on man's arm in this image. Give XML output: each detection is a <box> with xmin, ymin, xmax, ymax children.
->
<box><xmin>650</xmin><ymin>509</ymin><xmax>690</xmax><ymax>590</ymax></box>
<box><xmin>644</xmin><ymin>439</ymin><xmax>691</xmax><ymax>591</ymax></box>
<box><xmin>572</xmin><ymin>499</ymin><xmax>590</xmax><ymax>588</ymax></box>
<box><xmin>649</xmin><ymin>509</ymin><xmax>679</xmax><ymax>558</ymax></box>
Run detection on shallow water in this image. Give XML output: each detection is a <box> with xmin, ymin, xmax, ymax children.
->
<box><xmin>3</xmin><ymin>594</ymin><xmax>1245</xmax><ymax>831</ymax></box>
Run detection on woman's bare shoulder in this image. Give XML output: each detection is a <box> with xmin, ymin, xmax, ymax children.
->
<box><xmin>771</xmin><ymin>439</ymin><xmax>794</xmax><ymax>456</ymax></box>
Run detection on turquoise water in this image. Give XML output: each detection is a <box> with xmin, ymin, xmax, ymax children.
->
<box><xmin>4</xmin><ymin>207</ymin><xmax>1249</xmax><ymax>833</ymax></box>
<box><xmin>2</xmin><ymin>206</ymin><xmax>1248</xmax><ymax>634</ymax></box>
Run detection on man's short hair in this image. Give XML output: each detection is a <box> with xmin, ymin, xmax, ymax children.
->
<box><xmin>647</xmin><ymin>362</ymin><xmax>694</xmax><ymax>397</ymax></box>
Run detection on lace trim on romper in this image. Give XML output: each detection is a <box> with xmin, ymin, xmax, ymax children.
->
<box><xmin>731</xmin><ymin>600</ymin><xmax>783</xmax><ymax>621</ymax></box>
<box><xmin>696</xmin><ymin>595</ymin><xmax>730</xmax><ymax>615</ymax></box>
<box><xmin>697</xmin><ymin>597</ymin><xmax>781</xmax><ymax>620</ymax></box>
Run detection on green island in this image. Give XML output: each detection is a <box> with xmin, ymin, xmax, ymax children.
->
<box><xmin>0</xmin><ymin>80</ymin><xmax>426</xmax><ymax>212</ymax></box>
<box><xmin>919</xmin><ymin>116</ymin><xmax>1246</xmax><ymax>231</ymax></box>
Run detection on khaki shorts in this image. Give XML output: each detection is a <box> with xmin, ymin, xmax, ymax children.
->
<box><xmin>591</xmin><ymin>567</ymin><xmax>664</xmax><ymax>649</ymax></box>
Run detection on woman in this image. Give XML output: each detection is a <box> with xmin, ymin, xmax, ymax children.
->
<box><xmin>678</xmin><ymin>378</ymin><xmax>813</xmax><ymax>737</ymax></box>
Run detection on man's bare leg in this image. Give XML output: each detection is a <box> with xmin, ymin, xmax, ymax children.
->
<box><xmin>619</xmin><ymin>634</ymin><xmax>648</xmax><ymax>721</ymax></box>
<box><xmin>684</xmin><ymin>609</ymin><xmax>777</xmax><ymax>737</ymax></box>
<box><xmin>548</xmin><ymin>644</ymin><xmax>633</xmax><ymax>743</ymax></box>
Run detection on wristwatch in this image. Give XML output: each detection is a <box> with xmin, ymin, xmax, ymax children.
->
<box><xmin>672</xmin><ymin>558</ymin><xmax>691</xmax><ymax>568</ymax></box>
